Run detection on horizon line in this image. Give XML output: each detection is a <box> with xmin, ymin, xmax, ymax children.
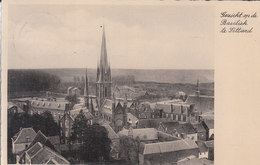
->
<box><xmin>8</xmin><ymin>67</ymin><xmax>215</xmax><ymax>70</ymax></box>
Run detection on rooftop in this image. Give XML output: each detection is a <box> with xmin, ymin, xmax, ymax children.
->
<box><xmin>12</xmin><ymin>127</ymin><xmax>37</xmax><ymax>144</ymax></box>
<box><xmin>118</xmin><ymin>128</ymin><xmax>158</xmax><ymax>141</ymax></box>
<box><xmin>142</xmin><ymin>139</ymin><xmax>198</xmax><ymax>155</ymax></box>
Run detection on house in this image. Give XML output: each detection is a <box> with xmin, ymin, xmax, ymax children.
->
<box><xmin>11</xmin><ymin>128</ymin><xmax>37</xmax><ymax>154</ymax></box>
<box><xmin>158</xmin><ymin>122</ymin><xmax>197</xmax><ymax>141</ymax></box>
<box><xmin>21</xmin><ymin>142</ymin><xmax>69</xmax><ymax>164</ymax></box>
<box><xmin>8</xmin><ymin>102</ymin><xmax>24</xmax><ymax>114</ymax></box>
<box><xmin>202</xmin><ymin>120</ymin><xmax>214</xmax><ymax>140</ymax></box>
<box><xmin>192</xmin><ymin>122</ymin><xmax>207</xmax><ymax>141</ymax></box>
<box><xmin>17</xmin><ymin>130</ymin><xmax>60</xmax><ymax>163</ymax></box>
<box><xmin>139</xmin><ymin>139</ymin><xmax>199</xmax><ymax>165</ymax></box>
<box><xmin>102</xmin><ymin>124</ymin><xmax>120</xmax><ymax>159</ymax></box>
<box><xmin>28</xmin><ymin>97</ymin><xmax>70</xmax><ymax>122</ymax></box>
<box><xmin>197</xmin><ymin>140</ymin><xmax>214</xmax><ymax>160</ymax></box>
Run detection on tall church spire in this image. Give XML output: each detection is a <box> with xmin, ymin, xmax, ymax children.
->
<box><xmin>96</xmin><ymin>25</ymin><xmax>112</xmax><ymax>106</ymax></box>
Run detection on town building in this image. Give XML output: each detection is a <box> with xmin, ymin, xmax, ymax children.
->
<box><xmin>11</xmin><ymin>128</ymin><xmax>37</xmax><ymax>154</ymax></box>
<box><xmin>155</xmin><ymin>100</ymin><xmax>197</xmax><ymax>123</ymax></box>
<box><xmin>20</xmin><ymin>142</ymin><xmax>69</xmax><ymax>164</ymax></box>
<box><xmin>139</xmin><ymin>139</ymin><xmax>199</xmax><ymax>165</ymax></box>
<box><xmin>8</xmin><ymin>102</ymin><xmax>24</xmax><ymax>114</ymax></box>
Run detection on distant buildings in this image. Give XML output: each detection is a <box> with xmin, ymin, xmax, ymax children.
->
<box><xmin>67</xmin><ymin>87</ymin><xmax>80</xmax><ymax>96</ymax></box>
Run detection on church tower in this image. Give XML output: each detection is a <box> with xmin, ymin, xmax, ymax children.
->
<box><xmin>84</xmin><ymin>68</ymin><xmax>89</xmax><ymax>108</ymax></box>
<box><xmin>96</xmin><ymin>26</ymin><xmax>112</xmax><ymax>106</ymax></box>
<box><xmin>195</xmin><ymin>79</ymin><xmax>200</xmax><ymax>96</ymax></box>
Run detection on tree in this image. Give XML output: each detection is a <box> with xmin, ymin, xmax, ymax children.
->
<box><xmin>41</xmin><ymin>111</ymin><xmax>60</xmax><ymax>136</ymax></box>
<box><xmin>70</xmin><ymin>110</ymin><xmax>89</xmax><ymax>143</ymax></box>
<box><xmin>119</xmin><ymin>136</ymin><xmax>141</xmax><ymax>164</ymax></box>
<box><xmin>71</xmin><ymin>115</ymin><xmax>111</xmax><ymax>162</ymax></box>
<box><xmin>80</xmin><ymin>124</ymin><xmax>111</xmax><ymax>162</ymax></box>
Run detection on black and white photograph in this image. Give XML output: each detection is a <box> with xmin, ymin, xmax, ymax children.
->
<box><xmin>4</xmin><ymin>1</ymin><xmax>215</xmax><ymax>165</ymax></box>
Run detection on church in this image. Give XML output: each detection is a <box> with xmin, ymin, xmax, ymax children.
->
<box><xmin>83</xmin><ymin>26</ymin><xmax>137</xmax><ymax>132</ymax></box>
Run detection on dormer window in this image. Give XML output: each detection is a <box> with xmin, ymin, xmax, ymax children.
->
<box><xmin>48</xmin><ymin>103</ymin><xmax>51</xmax><ymax>106</ymax></box>
<box><xmin>58</xmin><ymin>104</ymin><xmax>60</xmax><ymax>108</ymax></box>
<box><xmin>42</xmin><ymin>102</ymin><xmax>45</xmax><ymax>106</ymax></box>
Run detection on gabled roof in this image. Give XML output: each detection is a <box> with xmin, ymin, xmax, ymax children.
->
<box><xmin>161</xmin><ymin>122</ymin><xmax>197</xmax><ymax>134</ymax></box>
<box><xmin>8</xmin><ymin>102</ymin><xmax>24</xmax><ymax>113</ymax></box>
<box><xmin>27</xmin><ymin>130</ymin><xmax>57</xmax><ymax>152</ymax></box>
<box><xmin>12</xmin><ymin>127</ymin><xmax>37</xmax><ymax>144</ymax></box>
<box><xmin>118</xmin><ymin>128</ymin><xmax>158</xmax><ymax>141</ymax></box>
<box><xmin>26</xmin><ymin>142</ymin><xmax>69</xmax><ymax>164</ymax></box>
<box><xmin>142</xmin><ymin>139</ymin><xmax>198</xmax><ymax>155</ymax></box>
<box><xmin>102</xmin><ymin>124</ymin><xmax>119</xmax><ymax>140</ymax></box>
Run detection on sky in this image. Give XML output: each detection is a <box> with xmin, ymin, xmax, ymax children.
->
<box><xmin>7</xmin><ymin>4</ymin><xmax>215</xmax><ymax>69</ymax></box>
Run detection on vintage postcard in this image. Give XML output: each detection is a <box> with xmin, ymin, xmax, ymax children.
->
<box><xmin>1</xmin><ymin>0</ymin><xmax>260</xmax><ymax>165</ymax></box>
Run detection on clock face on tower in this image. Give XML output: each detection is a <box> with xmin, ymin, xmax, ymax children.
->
<box><xmin>116</xmin><ymin>119</ymin><xmax>123</xmax><ymax>126</ymax></box>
